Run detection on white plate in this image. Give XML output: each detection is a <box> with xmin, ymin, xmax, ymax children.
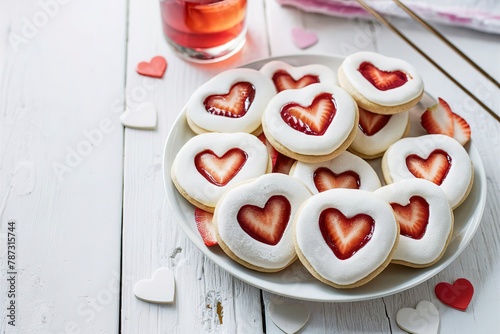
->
<box><xmin>162</xmin><ymin>55</ymin><xmax>487</xmax><ymax>302</ymax></box>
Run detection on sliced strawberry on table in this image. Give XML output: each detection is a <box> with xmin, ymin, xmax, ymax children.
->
<box><xmin>390</xmin><ymin>196</ymin><xmax>430</xmax><ymax>240</ymax></box>
<box><xmin>194</xmin><ymin>208</ymin><xmax>218</xmax><ymax>247</ymax></box>
<box><xmin>358</xmin><ymin>62</ymin><xmax>407</xmax><ymax>91</ymax></box>
<box><xmin>421</xmin><ymin>97</ymin><xmax>471</xmax><ymax>145</ymax></box>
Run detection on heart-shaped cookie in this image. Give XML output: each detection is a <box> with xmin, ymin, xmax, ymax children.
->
<box><xmin>136</xmin><ymin>56</ymin><xmax>167</xmax><ymax>78</ymax></box>
<box><xmin>435</xmin><ymin>278</ymin><xmax>474</xmax><ymax>311</ymax></box>
<box><xmin>214</xmin><ymin>174</ymin><xmax>311</xmax><ymax>272</ymax></box>
<box><xmin>187</xmin><ymin>68</ymin><xmax>275</xmax><ymax>134</ymax></box>
<box><xmin>260</xmin><ymin>60</ymin><xmax>337</xmax><ymax>93</ymax></box>
<box><xmin>396</xmin><ymin>300</ymin><xmax>439</xmax><ymax>334</ymax></box>
<box><xmin>383</xmin><ymin>134</ymin><xmax>472</xmax><ymax>209</ymax></box>
<box><xmin>375</xmin><ymin>178</ymin><xmax>453</xmax><ymax>267</ymax></box>
<box><xmin>294</xmin><ymin>189</ymin><xmax>398</xmax><ymax>288</ymax></box>
<box><xmin>133</xmin><ymin>267</ymin><xmax>175</xmax><ymax>304</ymax></box>
<box><xmin>172</xmin><ymin>132</ymin><xmax>270</xmax><ymax>211</ymax></box>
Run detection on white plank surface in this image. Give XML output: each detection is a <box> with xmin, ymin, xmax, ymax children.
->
<box><xmin>0</xmin><ymin>0</ymin><xmax>126</xmax><ymax>333</ymax></box>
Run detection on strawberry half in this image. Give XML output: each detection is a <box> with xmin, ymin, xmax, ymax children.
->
<box><xmin>237</xmin><ymin>195</ymin><xmax>291</xmax><ymax>246</ymax></box>
<box><xmin>272</xmin><ymin>70</ymin><xmax>320</xmax><ymax>92</ymax></box>
<box><xmin>358</xmin><ymin>62</ymin><xmax>408</xmax><ymax>91</ymax></box>
<box><xmin>280</xmin><ymin>92</ymin><xmax>336</xmax><ymax>136</ymax></box>
<box><xmin>194</xmin><ymin>208</ymin><xmax>218</xmax><ymax>247</ymax></box>
<box><xmin>390</xmin><ymin>196</ymin><xmax>429</xmax><ymax>240</ymax></box>
<box><xmin>406</xmin><ymin>149</ymin><xmax>452</xmax><ymax>186</ymax></box>
<box><xmin>204</xmin><ymin>82</ymin><xmax>255</xmax><ymax>118</ymax></box>
<box><xmin>358</xmin><ymin>107</ymin><xmax>392</xmax><ymax>136</ymax></box>
<box><xmin>421</xmin><ymin>97</ymin><xmax>471</xmax><ymax>145</ymax></box>
<box><xmin>313</xmin><ymin>167</ymin><xmax>360</xmax><ymax>192</ymax></box>
<box><xmin>319</xmin><ymin>208</ymin><xmax>375</xmax><ymax>260</ymax></box>
<box><xmin>194</xmin><ymin>148</ymin><xmax>248</xmax><ymax>187</ymax></box>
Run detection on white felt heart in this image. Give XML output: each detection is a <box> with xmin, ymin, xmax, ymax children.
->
<box><xmin>133</xmin><ymin>267</ymin><xmax>175</xmax><ymax>304</ymax></box>
<box><xmin>268</xmin><ymin>299</ymin><xmax>310</xmax><ymax>334</ymax></box>
<box><xmin>396</xmin><ymin>300</ymin><xmax>439</xmax><ymax>334</ymax></box>
<box><xmin>291</xmin><ymin>27</ymin><xmax>318</xmax><ymax>49</ymax></box>
<box><xmin>121</xmin><ymin>102</ymin><xmax>157</xmax><ymax>130</ymax></box>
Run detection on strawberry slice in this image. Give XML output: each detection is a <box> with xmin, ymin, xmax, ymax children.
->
<box><xmin>313</xmin><ymin>167</ymin><xmax>360</xmax><ymax>192</ymax></box>
<box><xmin>390</xmin><ymin>196</ymin><xmax>429</xmax><ymax>240</ymax></box>
<box><xmin>194</xmin><ymin>148</ymin><xmax>248</xmax><ymax>187</ymax></box>
<box><xmin>319</xmin><ymin>208</ymin><xmax>375</xmax><ymax>260</ymax></box>
<box><xmin>272</xmin><ymin>70</ymin><xmax>320</xmax><ymax>92</ymax></box>
<box><xmin>280</xmin><ymin>93</ymin><xmax>336</xmax><ymax>136</ymax></box>
<box><xmin>194</xmin><ymin>208</ymin><xmax>218</xmax><ymax>247</ymax></box>
<box><xmin>257</xmin><ymin>133</ymin><xmax>279</xmax><ymax>168</ymax></box>
<box><xmin>406</xmin><ymin>149</ymin><xmax>452</xmax><ymax>186</ymax></box>
<box><xmin>204</xmin><ymin>82</ymin><xmax>255</xmax><ymax>118</ymax></box>
<box><xmin>421</xmin><ymin>98</ymin><xmax>471</xmax><ymax>145</ymax></box>
<box><xmin>272</xmin><ymin>153</ymin><xmax>295</xmax><ymax>174</ymax></box>
<box><xmin>358</xmin><ymin>107</ymin><xmax>392</xmax><ymax>136</ymax></box>
<box><xmin>358</xmin><ymin>62</ymin><xmax>408</xmax><ymax>91</ymax></box>
<box><xmin>237</xmin><ymin>195</ymin><xmax>291</xmax><ymax>246</ymax></box>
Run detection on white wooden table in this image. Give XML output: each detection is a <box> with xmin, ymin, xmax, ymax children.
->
<box><xmin>1</xmin><ymin>0</ymin><xmax>499</xmax><ymax>333</ymax></box>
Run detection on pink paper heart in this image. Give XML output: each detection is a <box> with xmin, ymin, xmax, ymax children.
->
<box><xmin>291</xmin><ymin>27</ymin><xmax>318</xmax><ymax>49</ymax></box>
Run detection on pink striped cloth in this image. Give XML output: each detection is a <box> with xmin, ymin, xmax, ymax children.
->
<box><xmin>276</xmin><ymin>0</ymin><xmax>500</xmax><ymax>34</ymax></box>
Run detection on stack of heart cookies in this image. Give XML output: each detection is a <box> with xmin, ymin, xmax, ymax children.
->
<box><xmin>170</xmin><ymin>52</ymin><xmax>474</xmax><ymax>289</ymax></box>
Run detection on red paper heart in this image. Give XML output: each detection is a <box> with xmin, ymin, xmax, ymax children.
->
<box><xmin>435</xmin><ymin>278</ymin><xmax>474</xmax><ymax>311</ymax></box>
<box><xmin>280</xmin><ymin>93</ymin><xmax>336</xmax><ymax>136</ymax></box>
<box><xmin>313</xmin><ymin>168</ymin><xmax>360</xmax><ymax>192</ymax></box>
<box><xmin>237</xmin><ymin>195</ymin><xmax>291</xmax><ymax>246</ymax></box>
<box><xmin>136</xmin><ymin>56</ymin><xmax>167</xmax><ymax>78</ymax></box>
<box><xmin>358</xmin><ymin>62</ymin><xmax>407</xmax><ymax>91</ymax></box>
<box><xmin>358</xmin><ymin>107</ymin><xmax>391</xmax><ymax>136</ymax></box>
<box><xmin>204</xmin><ymin>82</ymin><xmax>255</xmax><ymax>118</ymax></box>
<box><xmin>406</xmin><ymin>149</ymin><xmax>452</xmax><ymax>186</ymax></box>
<box><xmin>194</xmin><ymin>148</ymin><xmax>247</xmax><ymax>187</ymax></box>
<box><xmin>272</xmin><ymin>70</ymin><xmax>320</xmax><ymax>92</ymax></box>
<box><xmin>319</xmin><ymin>208</ymin><xmax>374</xmax><ymax>260</ymax></box>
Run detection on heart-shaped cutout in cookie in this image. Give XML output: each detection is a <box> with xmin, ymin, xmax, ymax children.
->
<box><xmin>358</xmin><ymin>107</ymin><xmax>391</xmax><ymax>136</ymax></box>
<box><xmin>195</xmin><ymin>148</ymin><xmax>248</xmax><ymax>187</ymax></box>
<box><xmin>280</xmin><ymin>92</ymin><xmax>336</xmax><ymax>136</ymax></box>
<box><xmin>435</xmin><ymin>278</ymin><xmax>474</xmax><ymax>311</ymax></box>
<box><xmin>396</xmin><ymin>300</ymin><xmax>439</xmax><ymax>334</ymax></box>
<box><xmin>272</xmin><ymin>70</ymin><xmax>320</xmax><ymax>92</ymax></box>
<box><xmin>120</xmin><ymin>102</ymin><xmax>157</xmax><ymax>130</ymax></box>
<box><xmin>136</xmin><ymin>56</ymin><xmax>167</xmax><ymax>78</ymax></box>
<box><xmin>133</xmin><ymin>267</ymin><xmax>175</xmax><ymax>304</ymax></box>
<box><xmin>237</xmin><ymin>195</ymin><xmax>291</xmax><ymax>246</ymax></box>
<box><xmin>268</xmin><ymin>299</ymin><xmax>310</xmax><ymax>334</ymax></box>
<box><xmin>291</xmin><ymin>27</ymin><xmax>318</xmax><ymax>49</ymax></box>
<box><xmin>406</xmin><ymin>149</ymin><xmax>452</xmax><ymax>186</ymax></box>
<box><xmin>358</xmin><ymin>62</ymin><xmax>408</xmax><ymax>91</ymax></box>
<box><xmin>319</xmin><ymin>208</ymin><xmax>375</xmax><ymax>260</ymax></box>
<box><xmin>313</xmin><ymin>167</ymin><xmax>360</xmax><ymax>192</ymax></box>
<box><xmin>391</xmin><ymin>196</ymin><xmax>429</xmax><ymax>240</ymax></box>
<box><xmin>204</xmin><ymin>82</ymin><xmax>255</xmax><ymax>118</ymax></box>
